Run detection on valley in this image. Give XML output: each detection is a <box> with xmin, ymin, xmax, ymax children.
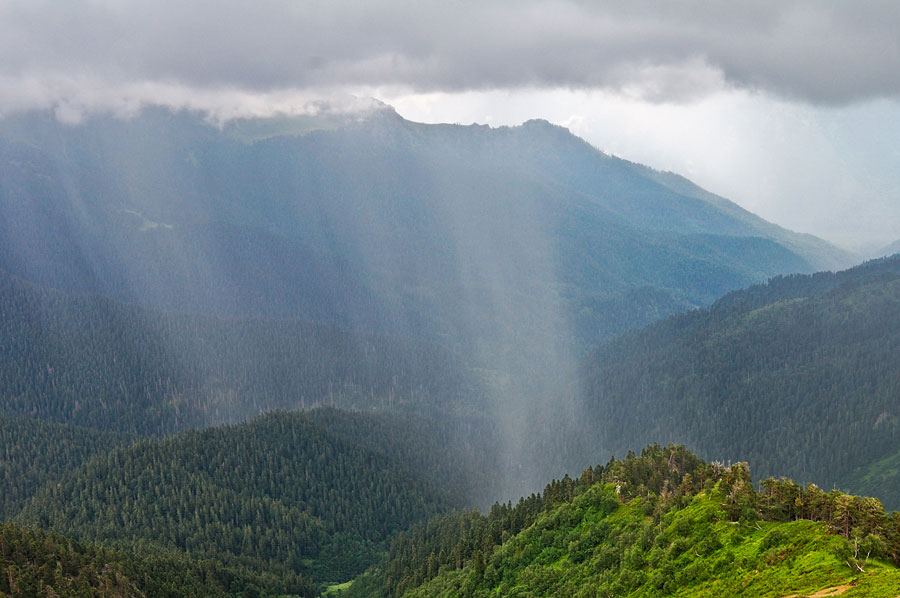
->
<box><xmin>1</xmin><ymin>107</ymin><xmax>898</xmax><ymax>597</ymax></box>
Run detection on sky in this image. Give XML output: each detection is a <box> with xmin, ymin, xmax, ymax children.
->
<box><xmin>2</xmin><ymin>0</ymin><xmax>899</xmax><ymax>252</ymax></box>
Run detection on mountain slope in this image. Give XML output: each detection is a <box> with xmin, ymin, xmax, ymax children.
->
<box><xmin>0</xmin><ymin>266</ymin><xmax>471</xmax><ymax>436</ymax></box>
<box><xmin>0</xmin><ymin>107</ymin><xmax>852</xmax><ymax>350</ymax></box>
<box><xmin>582</xmin><ymin>255</ymin><xmax>900</xmax><ymax>508</ymax></box>
<box><xmin>0</xmin><ymin>520</ymin><xmax>318</xmax><ymax>597</ymax></box>
<box><xmin>0</xmin><ymin>105</ymin><xmax>854</xmax><ymax>497</ymax></box>
<box><xmin>642</xmin><ymin>168</ymin><xmax>849</xmax><ymax>271</ymax></box>
<box><xmin>16</xmin><ymin>408</ymin><xmax>499</xmax><ymax>588</ymax></box>
<box><xmin>0</xmin><ymin>415</ymin><xmax>130</xmax><ymax>519</ymax></box>
<box><xmin>349</xmin><ymin>446</ymin><xmax>900</xmax><ymax>598</ymax></box>
<box><xmin>878</xmin><ymin>241</ymin><xmax>900</xmax><ymax>258</ymax></box>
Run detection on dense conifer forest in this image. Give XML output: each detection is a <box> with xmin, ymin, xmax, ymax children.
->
<box><xmin>582</xmin><ymin>255</ymin><xmax>900</xmax><ymax>508</ymax></box>
<box><xmin>1</xmin><ymin>108</ymin><xmax>897</xmax><ymax>597</ymax></box>
<box><xmin>0</xmin><ymin>266</ymin><xmax>473</xmax><ymax>436</ymax></box>
<box><xmin>0</xmin><ymin>520</ymin><xmax>320</xmax><ymax>597</ymax></box>
<box><xmin>9</xmin><ymin>443</ymin><xmax>900</xmax><ymax>597</ymax></box>
<box><xmin>0</xmin><ymin>415</ymin><xmax>130</xmax><ymax>519</ymax></box>
<box><xmin>7</xmin><ymin>409</ymin><xmax>499</xmax><ymax>592</ymax></box>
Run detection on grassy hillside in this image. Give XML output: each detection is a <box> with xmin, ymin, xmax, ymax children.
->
<box><xmin>582</xmin><ymin>255</ymin><xmax>900</xmax><ymax>508</ymax></box>
<box><xmin>348</xmin><ymin>446</ymin><xmax>900</xmax><ymax>598</ymax></box>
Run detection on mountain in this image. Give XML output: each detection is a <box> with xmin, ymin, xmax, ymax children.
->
<box><xmin>0</xmin><ymin>105</ymin><xmax>854</xmax><ymax>495</ymax></box>
<box><xmin>15</xmin><ymin>408</ymin><xmax>500</xmax><ymax>590</ymax></box>
<box><xmin>0</xmin><ymin>105</ymin><xmax>892</xmax><ymax>597</ymax></box>
<box><xmin>581</xmin><ymin>254</ymin><xmax>900</xmax><ymax>509</ymax></box>
<box><xmin>0</xmin><ymin>266</ymin><xmax>472</xmax><ymax>436</ymax></box>
<box><xmin>0</xmin><ymin>415</ymin><xmax>130</xmax><ymax>519</ymax></box>
<box><xmin>0</xmin><ymin>519</ymin><xmax>319</xmax><ymax>597</ymax></box>
<box><xmin>348</xmin><ymin>446</ymin><xmax>900</xmax><ymax>598</ymax></box>
<box><xmin>0</xmin><ymin>107</ymin><xmax>852</xmax><ymax>351</ymax></box>
<box><xmin>878</xmin><ymin>240</ymin><xmax>900</xmax><ymax>258</ymax></box>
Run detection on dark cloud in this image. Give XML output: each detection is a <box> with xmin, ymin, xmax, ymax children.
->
<box><xmin>1</xmin><ymin>0</ymin><xmax>898</xmax><ymax>115</ymax></box>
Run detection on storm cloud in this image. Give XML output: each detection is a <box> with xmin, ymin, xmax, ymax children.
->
<box><xmin>1</xmin><ymin>0</ymin><xmax>899</xmax><ymax>118</ymax></box>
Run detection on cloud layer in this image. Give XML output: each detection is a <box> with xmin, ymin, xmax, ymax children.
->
<box><xmin>2</xmin><ymin>0</ymin><xmax>899</xmax><ymax>117</ymax></box>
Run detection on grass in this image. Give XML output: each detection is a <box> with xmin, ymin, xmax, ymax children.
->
<box><xmin>402</xmin><ymin>486</ymin><xmax>900</xmax><ymax>598</ymax></box>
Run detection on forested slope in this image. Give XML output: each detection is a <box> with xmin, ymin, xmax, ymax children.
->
<box><xmin>0</xmin><ymin>520</ymin><xmax>319</xmax><ymax>597</ymax></box>
<box><xmin>15</xmin><ymin>409</ymin><xmax>499</xmax><ymax>589</ymax></box>
<box><xmin>349</xmin><ymin>446</ymin><xmax>900</xmax><ymax>598</ymax></box>
<box><xmin>1</xmin><ymin>106</ymin><xmax>855</xmax><ymax>501</ymax></box>
<box><xmin>0</xmin><ymin>266</ymin><xmax>471</xmax><ymax>436</ymax></box>
<box><xmin>0</xmin><ymin>415</ymin><xmax>130</xmax><ymax>519</ymax></box>
<box><xmin>0</xmin><ymin>108</ymin><xmax>852</xmax><ymax>354</ymax></box>
<box><xmin>582</xmin><ymin>254</ymin><xmax>900</xmax><ymax>508</ymax></box>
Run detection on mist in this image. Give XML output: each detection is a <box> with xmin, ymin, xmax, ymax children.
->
<box><xmin>4</xmin><ymin>3</ymin><xmax>900</xmax><ymax>593</ymax></box>
<box><xmin>0</xmin><ymin>107</ymin><xmax>589</xmax><ymax>497</ymax></box>
<box><xmin>2</xmin><ymin>104</ymin><xmax>849</xmax><ymax>504</ymax></box>
<box><xmin>3</xmin><ymin>1</ymin><xmax>899</xmax><ymax>253</ymax></box>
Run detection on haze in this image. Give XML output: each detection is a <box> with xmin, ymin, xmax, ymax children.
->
<box><xmin>3</xmin><ymin>0</ymin><xmax>899</xmax><ymax>251</ymax></box>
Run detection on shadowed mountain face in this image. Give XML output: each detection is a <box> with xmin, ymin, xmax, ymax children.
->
<box><xmin>0</xmin><ymin>266</ymin><xmax>473</xmax><ymax>437</ymax></box>
<box><xmin>0</xmin><ymin>106</ymin><xmax>853</xmax><ymax>495</ymax></box>
<box><xmin>582</xmin><ymin>255</ymin><xmax>900</xmax><ymax>509</ymax></box>
<box><xmin>0</xmin><ymin>107</ymin><xmax>849</xmax><ymax>345</ymax></box>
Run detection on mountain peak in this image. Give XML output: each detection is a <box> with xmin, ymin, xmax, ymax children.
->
<box><xmin>521</xmin><ymin>117</ymin><xmax>557</xmax><ymax>128</ymax></box>
<box><xmin>517</xmin><ymin>118</ymin><xmax>575</xmax><ymax>137</ymax></box>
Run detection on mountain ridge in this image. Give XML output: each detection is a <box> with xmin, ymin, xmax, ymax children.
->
<box><xmin>581</xmin><ymin>254</ymin><xmax>900</xmax><ymax>509</ymax></box>
<box><xmin>0</xmin><ymin>107</ymin><xmax>852</xmax><ymax>342</ymax></box>
<box><xmin>0</xmin><ymin>104</ymin><xmax>859</xmax><ymax>496</ymax></box>
<box><xmin>14</xmin><ymin>408</ymin><xmax>500</xmax><ymax>589</ymax></box>
<box><xmin>347</xmin><ymin>445</ymin><xmax>900</xmax><ymax>598</ymax></box>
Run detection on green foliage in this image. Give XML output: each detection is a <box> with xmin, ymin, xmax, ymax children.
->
<box><xmin>355</xmin><ymin>446</ymin><xmax>900</xmax><ymax>598</ymax></box>
<box><xmin>0</xmin><ymin>521</ymin><xmax>143</xmax><ymax>598</ymax></box>
<box><xmin>15</xmin><ymin>408</ymin><xmax>499</xmax><ymax>592</ymax></box>
<box><xmin>0</xmin><ymin>414</ymin><xmax>130</xmax><ymax>519</ymax></box>
<box><xmin>584</xmin><ymin>255</ymin><xmax>900</xmax><ymax>508</ymax></box>
<box><xmin>0</xmin><ymin>266</ymin><xmax>472</xmax><ymax>436</ymax></box>
<box><xmin>0</xmin><ymin>519</ymin><xmax>319</xmax><ymax>597</ymax></box>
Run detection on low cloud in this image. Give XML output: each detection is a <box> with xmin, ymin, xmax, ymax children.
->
<box><xmin>1</xmin><ymin>1</ymin><xmax>898</xmax><ymax>118</ymax></box>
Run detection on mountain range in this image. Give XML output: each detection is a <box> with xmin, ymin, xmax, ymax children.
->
<box><xmin>582</xmin><ymin>254</ymin><xmax>900</xmax><ymax>508</ymax></box>
<box><xmin>0</xmin><ymin>106</ymin><xmax>852</xmax><ymax>351</ymax></box>
<box><xmin>3</xmin><ymin>105</ymin><xmax>898</xmax><ymax>596</ymax></box>
<box><xmin>0</xmin><ymin>105</ymin><xmax>857</xmax><ymax>494</ymax></box>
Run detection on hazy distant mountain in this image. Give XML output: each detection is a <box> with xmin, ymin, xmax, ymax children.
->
<box><xmin>582</xmin><ymin>254</ymin><xmax>900</xmax><ymax>509</ymax></box>
<box><xmin>878</xmin><ymin>238</ymin><xmax>900</xmax><ymax>257</ymax></box>
<box><xmin>0</xmin><ymin>106</ymin><xmax>852</xmax><ymax>350</ymax></box>
<box><xmin>0</xmin><ymin>105</ymin><xmax>855</xmax><ymax>495</ymax></box>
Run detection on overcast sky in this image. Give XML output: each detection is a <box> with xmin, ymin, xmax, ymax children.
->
<box><xmin>2</xmin><ymin>0</ymin><xmax>899</xmax><ymax>251</ymax></box>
